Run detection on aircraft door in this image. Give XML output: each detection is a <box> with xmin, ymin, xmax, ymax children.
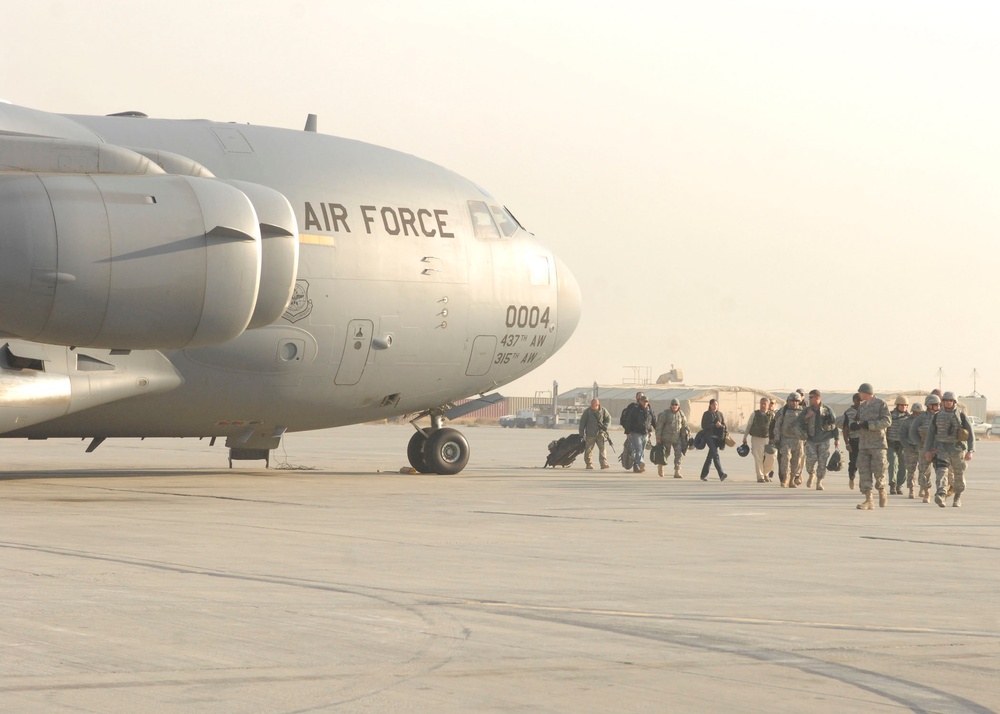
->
<box><xmin>335</xmin><ymin>319</ymin><xmax>374</xmax><ymax>385</ymax></box>
<box><xmin>466</xmin><ymin>335</ymin><xmax>497</xmax><ymax>376</ymax></box>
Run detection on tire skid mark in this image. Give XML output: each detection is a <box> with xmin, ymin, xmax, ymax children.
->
<box><xmin>464</xmin><ymin>601</ymin><xmax>996</xmax><ymax>714</ymax></box>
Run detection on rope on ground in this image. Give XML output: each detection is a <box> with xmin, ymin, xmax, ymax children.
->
<box><xmin>271</xmin><ymin>440</ymin><xmax>319</xmax><ymax>471</ymax></box>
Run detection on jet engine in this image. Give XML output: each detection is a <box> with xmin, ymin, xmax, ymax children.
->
<box><xmin>0</xmin><ymin>138</ymin><xmax>299</xmax><ymax>350</ymax></box>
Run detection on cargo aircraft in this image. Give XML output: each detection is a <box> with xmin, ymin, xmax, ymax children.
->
<box><xmin>0</xmin><ymin>102</ymin><xmax>581</xmax><ymax>473</ymax></box>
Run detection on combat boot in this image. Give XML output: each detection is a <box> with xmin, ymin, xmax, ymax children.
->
<box><xmin>815</xmin><ymin>478</ymin><xmax>824</xmax><ymax>491</ymax></box>
<box><xmin>673</xmin><ymin>469</ymin><xmax>682</xmax><ymax>479</ymax></box>
<box><xmin>856</xmin><ymin>491</ymin><xmax>874</xmax><ymax>510</ymax></box>
<box><xmin>908</xmin><ymin>486</ymin><xmax>915</xmax><ymax>499</ymax></box>
<box><xmin>953</xmin><ymin>494</ymin><xmax>962</xmax><ymax>508</ymax></box>
<box><xmin>806</xmin><ymin>474</ymin><xmax>814</xmax><ymax>489</ymax></box>
<box><xmin>878</xmin><ymin>488</ymin><xmax>888</xmax><ymax>508</ymax></box>
<box><xmin>921</xmin><ymin>488</ymin><xmax>930</xmax><ymax>503</ymax></box>
<box><xmin>657</xmin><ymin>465</ymin><xmax>664</xmax><ymax>478</ymax></box>
<box><xmin>934</xmin><ymin>491</ymin><xmax>946</xmax><ymax>508</ymax></box>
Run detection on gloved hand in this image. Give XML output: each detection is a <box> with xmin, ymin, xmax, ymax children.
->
<box><xmin>850</xmin><ymin>421</ymin><xmax>863</xmax><ymax>432</ymax></box>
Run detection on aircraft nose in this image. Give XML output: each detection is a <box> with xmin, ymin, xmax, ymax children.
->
<box><xmin>553</xmin><ymin>256</ymin><xmax>581</xmax><ymax>352</ymax></box>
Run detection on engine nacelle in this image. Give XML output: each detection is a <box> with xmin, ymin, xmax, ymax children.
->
<box><xmin>220</xmin><ymin>179</ymin><xmax>299</xmax><ymax>328</ymax></box>
<box><xmin>0</xmin><ymin>172</ymin><xmax>263</xmax><ymax>349</ymax></box>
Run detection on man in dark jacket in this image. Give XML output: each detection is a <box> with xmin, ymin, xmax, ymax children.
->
<box><xmin>621</xmin><ymin>392</ymin><xmax>656</xmax><ymax>473</ymax></box>
<box><xmin>699</xmin><ymin>398</ymin><xmax>728</xmax><ymax>481</ymax></box>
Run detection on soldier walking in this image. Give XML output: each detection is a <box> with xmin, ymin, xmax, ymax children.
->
<box><xmin>909</xmin><ymin>395</ymin><xmax>939</xmax><ymax>502</ymax></box>
<box><xmin>579</xmin><ymin>398</ymin><xmax>611</xmax><ymax>470</ymax></box>
<box><xmin>841</xmin><ymin>393</ymin><xmax>862</xmax><ymax>490</ymax></box>
<box><xmin>655</xmin><ymin>398</ymin><xmax>688</xmax><ymax>478</ymax></box>
<box><xmin>923</xmin><ymin>391</ymin><xmax>974</xmax><ymax>508</ymax></box>
<box><xmin>797</xmin><ymin>390</ymin><xmax>839</xmax><ymax>491</ymax></box>
<box><xmin>885</xmin><ymin>395</ymin><xmax>910</xmax><ymax>495</ymax></box>
<box><xmin>771</xmin><ymin>393</ymin><xmax>805</xmax><ymax>488</ymax></box>
<box><xmin>901</xmin><ymin>402</ymin><xmax>924</xmax><ymax>498</ymax></box>
<box><xmin>850</xmin><ymin>383</ymin><xmax>892</xmax><ymax>509</ymax></box>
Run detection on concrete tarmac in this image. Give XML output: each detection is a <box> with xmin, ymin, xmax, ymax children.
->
<box><xmin>2</xmin><ymin>425</ymin><xmax>999</xmax><ymax>713</ymax></box>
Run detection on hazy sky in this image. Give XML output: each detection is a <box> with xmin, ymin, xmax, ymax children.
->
<box><xmin>4</xmin><ymin>1</ymin><xmax>998</xmax><ymax>401</ymax></box>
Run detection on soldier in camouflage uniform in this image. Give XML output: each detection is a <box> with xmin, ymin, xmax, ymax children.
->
<box><xmin>885</xmin><ymin>395</ymin><xmax>910</xmax><ymax>495</ymax></box>
<box><xmin>901</xmin><ymin>402</ymin><xmax>923</xmax><ymax>499</ymax></box>
<box><xmin>655</xmin><ymin>398</ymin><xmax>688</xmax><ymax>478</ymax></box>
<box><xmin>797</xmin><ymin>390</ymin><xmax>839</xmax><ymax>491</ymax></box>
<box><xmin>579</xmin><ymin>399</ymin><xmax>611</xmax><ymax>470</ymax></box>
<box><xmin>849</xmin><ymin>382</ymin><xmax>892</xmax><ymax>510</ymax></box>
<box><xmin>841</xmin><ymin>393</ymin><xmax>861</xmax><ymax>490</ymax></box>
<box><xmin>909</xmin><ymin>394</ymin><xmax>939</xmax><ymax>502</ymax></box>
<box><xmin>923</xmin><ymin>391</ymin><xmax>974</xmax><ymax>508</ymax></box>
<box><xmin>770</xmin><ymin>393</ymin><xmax>805</xmax><ymax>488</ymax></box>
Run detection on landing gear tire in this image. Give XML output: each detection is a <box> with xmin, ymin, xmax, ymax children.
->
<box><xmin>423</xmin><ymin>428</ymin><xmax>470</xmax><ymax>475</ymax></box>
<box><xmin>407</xmin><ymin>429</ymin><xmax>432</xmax><ymax>473</ymax></box>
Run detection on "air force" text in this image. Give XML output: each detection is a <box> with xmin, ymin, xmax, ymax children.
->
<box><xmin>303</xmin><ymin>202</ymin><xmax>454</xmax><ymax>238</ymax></box>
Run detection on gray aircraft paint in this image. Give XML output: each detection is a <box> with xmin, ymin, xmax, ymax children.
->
<box><xmin>0</xmin><ymin>103</ymin><xmax>581</xmax><ymax>469</ymax></box>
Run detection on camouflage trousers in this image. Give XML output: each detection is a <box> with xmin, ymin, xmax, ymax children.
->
<box><xmin>804</xmin><ymin>440</ymin><xmax>831</xmax><ymax>479</ymax></box>
<box><xmin>857</xmin><ymin>447</ymin><xmax>887</xmax><ymax>494</ymax></box>
<box><xmin>886</xmin><ymin>439</ymin><xmax>905</xmax><ymax>489</ymax></box>
<box><xmin>903</xmin><ymin>445</ymin><xmax>920</xmax><ymax>489</ymax></box>
<box><xmin>778</xmin><ymin>438</ymin><xmax>804</xmax><ymax>484</ymax></box>
<box><xmin>584</xmin><ymin>432</ymin><xmax>609</xmax><ymax>468</ymax></box>
<box><xmin>932</xmin><ymin>443</ymin><xmax>967</xmax><ymax>496</ymax></box>
<box><xmin>660</xmin><ymin>439</ymin><xmax>685</xmax><ymax>471</ymax></box>
<box><xmin>917</xmin><ymin>452</ymin><xmax>934</xmax><ymax>491</ymax></box>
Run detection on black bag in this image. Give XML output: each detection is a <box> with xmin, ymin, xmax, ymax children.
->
<box><xmin>694</xmin><ymin>430</ymin><xmax>708</xmax><ymax>450</ymax></box>
<box><xmin>619</xmin><ymin>442</ymin><xmax>635</xmax><ymax>470</ymax></box>
<box><xmin>544</xmin><ymin>433</ymin><xmax>586</xmax><ymax>468</ymax></box>
<box><xmin>827</xmin><ymin>450</ymin><xmax>843</xmax><ymax>472</ymax></box>
<box><xmin>650</xmin><ymin>443</ymin><xmax>666</xmax><ymax>465</ymax></box>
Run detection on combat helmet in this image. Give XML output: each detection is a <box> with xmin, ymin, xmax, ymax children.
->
<box><xmin>924</xmin><ymin>394</ymin><xmax>941</xmax><ymax>406</ymax></box>
<box><xmin>942</xmin><ymin>391</ymin><xmax>957</xmax><ymax>401</ymax></box>
<box><xmin>895</xmin><ymin>395</ymin><xmax>909</xmax><ymax>406</ymax></box>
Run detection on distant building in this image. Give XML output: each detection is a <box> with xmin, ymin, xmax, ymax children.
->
<box><xmin>557</xmin><ymin>385</ymin><xmax>778</xmax><ymax>432</ymax></box>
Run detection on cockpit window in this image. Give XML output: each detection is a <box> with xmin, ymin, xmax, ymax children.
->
<box><xmin>490</xmin><ymin>205</ymin><xmax>519</xmax><ymax>237</ymax></box>
<box><xmin>469</xmin><ymin>200</ymin><xmax>522</xmax><ymax>240</ymax></box>
<box><xmin>468</xmin><ymin>200</ymin><xmax>500</xmax><ymax>240</ymax></box>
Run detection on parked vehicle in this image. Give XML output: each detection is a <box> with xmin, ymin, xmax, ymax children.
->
<box><xmin>988</xmin><ymin>416</ymin><xmax>1000</xmax><ymax>438</ymax></box>
<box><xmin>499</xmin><ymin>409</ymin><xmax>536</xmax><ymax>428</ymax></box>
<box><xmin>968</xmin><ymin>415</ymin><xmax>989</xmax><ymax>437</ymax></box>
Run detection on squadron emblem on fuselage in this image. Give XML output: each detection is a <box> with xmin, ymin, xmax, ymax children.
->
<box><xmin>283</xmin><ymin>280</ymin><xmax>313</xmax><ymax>323</ymax></box>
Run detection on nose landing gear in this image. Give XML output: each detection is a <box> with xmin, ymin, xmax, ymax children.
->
<box><xmin>407</xmin><ymin>412</ymin><xmax>470</xmax><ymax>474</ymax></box>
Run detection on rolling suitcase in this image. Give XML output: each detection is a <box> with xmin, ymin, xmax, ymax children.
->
<box><xmin>544</xmin><ymin>433</ymin><xmax>586</xmax><ymax>468</ymax></box>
